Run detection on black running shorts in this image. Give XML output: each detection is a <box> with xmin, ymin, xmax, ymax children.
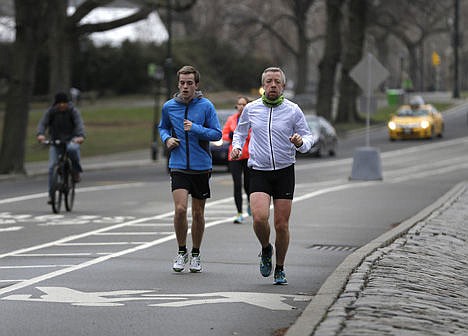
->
<box><xmin>170</xmin><ymin>171</ymin><xmax>211</xmax><ymax>199</ymax></box>
<box><xmin>248</xmin><ymin>164</ymin><xmax>295</xmax><ymax>199</ymax></box>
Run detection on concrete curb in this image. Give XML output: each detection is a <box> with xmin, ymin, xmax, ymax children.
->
<box><xmin>285</xmin><ymin>181</ymin><xmax>467</xmax><ymax>336</ymax></box>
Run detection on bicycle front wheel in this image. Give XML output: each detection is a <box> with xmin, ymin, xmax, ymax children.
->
<box><xmin>64</xmin><ymin>170</ymin><xmax>75</xmax><ymax>212</ymax></box>
<box><xmin>51</xmin><ymin>167</ymin><xmax>63</xmax><ymax>214</ymax></box>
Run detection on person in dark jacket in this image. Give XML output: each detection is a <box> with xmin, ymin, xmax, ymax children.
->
<box><xmin>159</xmin><ymin>65</ymin><xmax>221</xmax><ymax>273</ymax></box>
<box><xmin>37</xmin><ymin>92</ymin><xmax>85</xmax><ymax>204</ymax></box>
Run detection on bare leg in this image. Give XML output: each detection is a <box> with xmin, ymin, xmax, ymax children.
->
<box><xmin>250</xmin><ymin>192</ymin><xmax>271</xmax><ymax>248</ymax></box>
<box><xmin>273</xmin><ymin>199</ymin><xmax>292</xmax><ymax>266</ymax></box>
<box><xmin>191</xmin><ymin>197</ymin><xmax>206</xmax><ymax>249</ymax></box>
<box><xmin>172</xmin><ymin>189</ymin><xmax>189</xmax><ymax>247</ymax></box>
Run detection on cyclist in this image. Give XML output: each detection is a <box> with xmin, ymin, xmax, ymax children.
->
<box><xmin>37</xmin><ymin>92</ymin><xmax>86</xmax><ymax>204</ymax></box>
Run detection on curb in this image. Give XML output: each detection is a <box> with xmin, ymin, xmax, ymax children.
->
<box><xmin>285</xmin><ymin>181</ymin><xmax>467</xmax><ymax>336</ymax></box>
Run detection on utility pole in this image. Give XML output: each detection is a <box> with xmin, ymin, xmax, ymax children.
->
<box><xmin>453</xmin><ymin>0</ymin><xmax>460</xmax><ymax>98</ymax></box>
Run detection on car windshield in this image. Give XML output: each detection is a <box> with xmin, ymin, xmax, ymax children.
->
<box><xmin>397</xmin><ymin>108</ymin><xmax>429</xmax><ymax>117</ymax></box>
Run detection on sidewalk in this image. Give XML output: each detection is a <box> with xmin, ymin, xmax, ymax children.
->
<box><xmin>286</xmin><ymin>181</ymin><xmax>468</xmax><ymax>336</ymax></box>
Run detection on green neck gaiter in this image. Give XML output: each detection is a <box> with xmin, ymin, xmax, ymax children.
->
<box><xmin>262</xmin><ymin>94</ymin><xmax>284</xmax><ymax>108</ymax></box>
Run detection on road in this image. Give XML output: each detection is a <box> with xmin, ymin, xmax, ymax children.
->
<box><xmin>1</xmin><ymin>101</ymin><xmax>467</xmax><ymax>336</ymax></box>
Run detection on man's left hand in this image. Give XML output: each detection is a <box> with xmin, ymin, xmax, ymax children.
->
<box><xmin>289</xmin><ymin>133</ymin><xmax>303</xmax><ymax>148</ymax></box>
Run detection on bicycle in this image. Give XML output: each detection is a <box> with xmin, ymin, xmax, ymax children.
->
<box><xmin>43</xmin><ymin>139</ymin><xmax>76</xmax><ymax>214</ymax></box>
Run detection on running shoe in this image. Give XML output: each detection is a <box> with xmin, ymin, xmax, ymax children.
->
<box><xmin>189</xmin><ymin>254</ymin><xmax>202</xmax><ymax>273</ymax></box>
<box><xmin>274</xmin><ymin>270</ymin><xmax>288</xmax><ymax>285</ymax></box>
<box><xmin>233</xmin><ymin>214</ymin><xmax>244</xmax><ymax>224</ymax></box>
<box><xmin>172</xmin><ymin>252</ymin><xmax>188</xmax><ymax>272</ymax></box>
<box><xmin>259</xmin><ymin>244</ymin><xmax>273</xmax><ymax>277</ymax></box>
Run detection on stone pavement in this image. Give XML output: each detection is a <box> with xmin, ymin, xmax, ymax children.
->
<box><xmin>287</xmin><ymin>181</ymin><xmax>468</xmax><ymax>336</ymax></box>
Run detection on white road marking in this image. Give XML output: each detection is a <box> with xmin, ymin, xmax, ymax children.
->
<box><xmin>0</xmin><ymin>226</ymin><xmax>23</xmax><ymax>232</ymax></box>
<box><xmin>57</xmin><ymin>242</ymin><xmax>144</xmax><ymax>246</ymax></box>
<box><xmin>0</xmin><ymin>265</ymin><xmax>73</xmax><ymax>269</ymax></box>
<box><xmin>0</xmin><ymin>183</ymin><xmax>146</xmax><ymax>205</ymax></box>
<box><xmin>2</xmin><ymin>286</ymin><xmax>311</xmax><ymax>310</ymax></box>
<box><xmin>93</xmin><ymin>231</ymin><xmax>173</xmax><ymax>235</ymax></box>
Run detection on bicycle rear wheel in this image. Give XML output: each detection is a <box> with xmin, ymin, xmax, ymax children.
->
<box><xmin>51</xmin><ymin>166</ymin><xmax>63</xmax><ymax>214</ymax></box>
<box><xmin>64</xmin><ymin>170</ymin><xmax>75</xmax><ymax>212</ymax></box>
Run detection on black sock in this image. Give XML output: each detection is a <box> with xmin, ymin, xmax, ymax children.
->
<box><xmin>275</xmin><ymin>265</ymin><xmax>284</xmax><ymax>273</ymax></box>
<box><xmin>262</xmin><ymin>243</ymin><xmax>272</xmax><ymax>256</ymax></box>
<box><xmin>178</xmin><ymin>246</ymin><xmax>187</xmax><ymax>254</ymax></box>
<box><xmin>191</xmin><ymin>248</ymin><xmax>200</xmax><ymax>256</ymax></box>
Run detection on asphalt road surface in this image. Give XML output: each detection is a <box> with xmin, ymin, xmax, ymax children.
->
<box><xmin>1</xmin><ymin>101</ymin><xmax>468</xmax><ymax>336</ymax></box>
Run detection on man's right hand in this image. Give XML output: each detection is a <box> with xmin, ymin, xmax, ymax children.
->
<box><xmin>231</xmin><ymin>148</ymin><xmax>242</xmax><ymax>160</ymax></box>
<box><xmin>37</xmin><ymin>135</ymin><xmax>46</xmax><ymax>143</ymax></box>
<box><xmin>166</xmin><ymin>137</ymin><xmax>180</xmax><ymax>150</ymax></box>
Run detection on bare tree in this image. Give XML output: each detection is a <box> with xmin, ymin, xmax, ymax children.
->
<box><xmin>315</xmin><ymin>0</ymin><xmax>345</xmax><ymax>120</ymax></box>
<box><xmin>47</xmin><ymin>0</ymin><xmax>197</xmax><ymax>95</ymax></box>
<box><xmin>368</xmin><ymin>0</ymin><xmax>452</xmax><ymax>91</ymax></box>
<box><xmin>189</xmin><ymin>0</ymin><xmax>321</xmax><ymax>95</ymax></box>
<box><xmin>0</xmin><ymin>0</ymin><xmax>197</xmax><ymax>175</ymax></box>
<box><xmin>335</xmin><ymin>0</ymin><xmax>367</xmax><ymax>124</ymax></box>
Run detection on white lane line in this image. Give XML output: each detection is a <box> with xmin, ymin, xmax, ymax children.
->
<box><xmin>94</xmin><ymin>232</ymin><xmax>173</xmax><ymax>235</ymax></box>
<box><xmin>0</xmin><ymin>227</ymin><xmax>23</xmax><ymax>232</ymax></box>
<box><xmin>13</xmin><ymin>253</ymin><xmax>94</xmax><ymax>257</ymax></box>
<box><xmin>131</xmin><ymin>223</ymin><xmax>173</xmax><ymax>227</ymax></box>
<box><xmin>0</xmin><ymin>265</ymin><xmax>73</xmax><ymax>269</ymax></box>
<box><xmin>0</xmin><ymin>280</ymin><xmax>26</xmax><ymax>283</ymax></box>
<box><xmin>57</xmin><ymin>242</ymin><xmax>144</xmax><ymax>246</ymax></box>
<box><xmin>0</xmin><ymin>183</ymin><xmax>146</xmax><ymax>205</ymax></box>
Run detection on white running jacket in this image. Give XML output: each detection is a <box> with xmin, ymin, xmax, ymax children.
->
<box><xmin>232</xmin><ymin>97</ymin><xmax>316</xmax><ymax>171</ymax></box>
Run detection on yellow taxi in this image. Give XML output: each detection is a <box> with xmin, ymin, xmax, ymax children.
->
<box><xmin>387</xmin><ymin>103</ymin><xmax>444</xmax><ymax>141</ymax></box>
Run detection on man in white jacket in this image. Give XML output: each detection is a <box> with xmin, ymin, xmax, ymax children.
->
<box><xmin>231</xmin><ymin>67</ymin><xmax>315</xmax><ymax>285</ymax></box>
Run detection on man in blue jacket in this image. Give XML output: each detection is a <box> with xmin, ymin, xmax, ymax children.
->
<box><xmin>159</xmin><ymin>65</ymin><xmax>221</xmax><ymax>273</ymax></box>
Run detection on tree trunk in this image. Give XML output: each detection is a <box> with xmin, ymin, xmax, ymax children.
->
<box><xmin>0</xmin><ymin>1</ymin><xmax>49</xmax><ymax>174</ymax></box>
<box><xmin>48</xmin><ymin>0</ymin><xmax>73</xmax><ymax>96</ymax></box>
<box><xmin>336</xmin><ymin>0</ymin><xmax>367</xmax><ymax>124</ymax></box>
<box><xmin>316</xmin><ymin>0</ymin><xmax>345</xmax><ymax>121</ymax></box>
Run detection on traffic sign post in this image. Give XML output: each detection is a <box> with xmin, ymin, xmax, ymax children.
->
<box><xmin>349</xmin><ymin>53</ymin><xmax>389</xmax><ymax>181</ymax></box>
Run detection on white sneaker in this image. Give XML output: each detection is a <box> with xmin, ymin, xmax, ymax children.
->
<box><xmin>173</xmin><ymin>252</ymin><xmax>188</xmax><ymax>272</ymax></box>
<box><xmin>189</xmin><ymin>254</ymin><xmax>202</xmax><ymax>273</ymax></box>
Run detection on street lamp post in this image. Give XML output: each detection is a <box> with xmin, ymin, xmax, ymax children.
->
<box><xmin>165</xmin><ymin>0</ymin><xmax>173</xmax><ymax>102</ymax></box>
<box><xmin>453</xmin><ymin>0</ymin><xmax>460</xmax><ymax>98</ymax></box>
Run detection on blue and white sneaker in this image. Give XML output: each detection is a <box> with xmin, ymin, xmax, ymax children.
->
<box><xmin>259</xmin><ymin>245</ymin><xmax>273</xmax><ymax>277</ymax></box>
<box><xmin>189</xmin><ymin>254</ymin><xmax>202</xmax><ymax>273</ymax></box>
<box><xmin>173</xmin><ymin>252</ymin><xmax>188</xmax><ymax>272</ymax></box>
<box><xmin>274</xmin><ymin>270</ymin><xmax>288</xmax><ymax>285</ymax></box>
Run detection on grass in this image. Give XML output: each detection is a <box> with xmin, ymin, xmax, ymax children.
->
<box><xmin>0</xmin><ymin>93</ymin><xmax>458</xmax><ymax>163</ymax></box>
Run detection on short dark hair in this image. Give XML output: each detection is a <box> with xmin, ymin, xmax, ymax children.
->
<box><xmin>177</xmin><ymin>65</ymin><xmax>200</xmax><ymax>83</ymax></box>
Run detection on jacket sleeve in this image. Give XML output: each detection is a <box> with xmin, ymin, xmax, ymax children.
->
<box><xmin>222</xmin><ymin>114</ymin><xmax>235</xmax><ymax>142</ymax></box>
<box><xmin>72</xmin><ymin>108</ymin><xmax>86</xmax><ymax>137</ymax></box>
<box><xmin>232</xmin><ymin>108</ymin><xmax>249</xmax><ymax>150</ymax></box>
<box><xmin>158</xmin><ymin>104</ymin><xmax>172</xmax><ymax>144</ymax></box>
<box><xmin>294</xmin><ymin>109</ymin><xmax>316</xmax><ymax>153</ymax></box>
<box><xmin>36</xmin><ymin>109</ymin><xmax>52</xmax><ymax>136</ymax></box>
